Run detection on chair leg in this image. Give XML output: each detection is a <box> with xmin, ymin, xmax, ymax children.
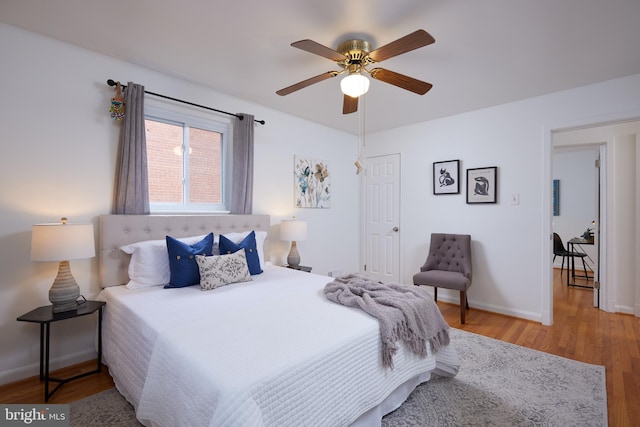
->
<box><xmin>434</xmin><ymin>287</ymin><xmax>438</xmax><ymax>302</ymax></box>
<box><xmin>581</xmin><ymin>258</ymin><xmax>589</xmax><ymax>281</ymax></box>
<box><xmin>459</xmin><ymin>291</ymin><xmax>466</xmax><ymax>324</ymax></box>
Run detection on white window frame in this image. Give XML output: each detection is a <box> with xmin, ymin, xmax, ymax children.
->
<box><xmin>145</xmin><ymin>103</ymin><xmax>232</xmax><ymax>213</ymax></box>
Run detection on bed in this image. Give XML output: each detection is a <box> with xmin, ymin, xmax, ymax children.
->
<box><xmin>97</xmin><ymin>214</ymin><xmax>459</xmax><ymax>427</ymax></box>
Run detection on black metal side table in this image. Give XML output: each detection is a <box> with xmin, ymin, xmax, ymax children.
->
<box><xmin>17</xmin><ymin>300</ymin><xmax>106</xmax><ymax>402</ymax></box>
<box><xmin>285</xmin><ymin>265</ymin><xmax>312</xmax><ymax>272</ymax></box>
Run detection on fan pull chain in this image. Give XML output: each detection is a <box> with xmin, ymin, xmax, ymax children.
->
<box><xmin>355</xmin><ymin>94</ymin><xmax>365</xmax><ymax>175</ymax></box>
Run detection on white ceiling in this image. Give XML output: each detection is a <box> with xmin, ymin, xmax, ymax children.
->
<box><xmin>2</xmin><ymin>0</ymin><xmax>640</xmax><ymax>134</ymax></box>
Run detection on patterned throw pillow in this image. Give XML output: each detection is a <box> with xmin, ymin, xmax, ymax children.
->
<box><xmin>196</xmin><ymin>249</ymin><xmax>252</xmax><ymax>291</ymax></box>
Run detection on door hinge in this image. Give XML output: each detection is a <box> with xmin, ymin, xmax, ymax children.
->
<box><xmin>595</xmin><ymin>159</ymin><xmax>600</xmax><ymax>168</ymax></box>
<box><xmin>364</xmin><ymin>264</ymin><xmax>367</xmax><ymax>271</ymax></box>
<box><xmin>594</xmin><ymin>281</ymin><xmax>600</xmax><ymax>289</ymax></box>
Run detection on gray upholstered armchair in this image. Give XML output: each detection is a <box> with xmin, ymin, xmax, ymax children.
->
<box><xmin>413</xmin><ymin>233</ymin><xmax>472</xmax><ymax>324</ymax></box>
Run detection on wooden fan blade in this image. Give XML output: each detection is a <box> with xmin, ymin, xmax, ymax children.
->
<box><xmin>291</xmin><ymin>39</ymin><xmax>347</xmax><ymax>62</ymax></box>
<box><xmin>343</xmin><ymin>94</ymin><xmax>358</xmax><ymax>114</ymax></box>
<box><xmin>367</xmin><ymin>30</ymin><xmax>435</xmax><ymax>63</ymax></box>
<box><xmin>370</xmin><ymin>68</ymin><xmax>433</xmax><ymax>95</ymax></box>
<box><xmin>276</xmin><ymin>71</ymin><xmax>338</xmax><ymax>96</ymax></box>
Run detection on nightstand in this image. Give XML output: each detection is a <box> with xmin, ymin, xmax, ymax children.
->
<box><xmin>286</xmin><ymin>265</ymin><xmax>312</xmax><ymax>272</ymax></box>
<box><xmin>17</xmin><ymin>300</ymin><xmax>106</xmax><ymax>402</ymax></box>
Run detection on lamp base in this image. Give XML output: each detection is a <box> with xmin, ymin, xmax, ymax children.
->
<box><xmin>49</xmin><ymin>260</ymin><xmax>80</xmax><ymax>313</ymax></box>
<box><xmin>287</xmin><ymin>241</ymin><xmax>301</xmax><ymax>268</ymax></box>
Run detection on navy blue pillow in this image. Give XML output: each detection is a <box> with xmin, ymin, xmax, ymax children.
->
<box><xmin>219</xmin><ymin>231</ymin><xmax>263</xmax><ymax>275</ymax></box>
<box><xmin>165</xmin><ymin>233</ymin><xmax>214</xmax><ymax>288</ymax></box>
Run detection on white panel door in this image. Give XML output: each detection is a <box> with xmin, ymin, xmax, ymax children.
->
<box><xmin>364</xmin><ymin>154</ymin><xmax>400</xmax><ymax>283</ymax></box>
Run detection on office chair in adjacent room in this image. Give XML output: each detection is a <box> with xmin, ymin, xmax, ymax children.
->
<box><xmin>553</xmin><ymin>232</ymin><xmax>589</xmax><ymax>286</ymax></box>
<box><xmin>413</xmin><ymin>233</ymin><xmax>472</xmax><ymax>324</ymax></box>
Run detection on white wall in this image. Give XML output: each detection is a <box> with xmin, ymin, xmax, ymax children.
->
<box><xmin>608</xmin><ymin>133</ymin><xmax>637</xmax><ymax>315</ymax></box>
<box><xmin>363</xmin><ymin>73</ymin><xmax>640</xmax><ymax>322</ymax></box>
<box><xmin>0</xmin><ymin>23</ymin><xmax>359</xmax><ymax>385</ymax></box>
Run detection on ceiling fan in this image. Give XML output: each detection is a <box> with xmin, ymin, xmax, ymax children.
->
<box><xmin>276</xmin><ymin>29</ymin><xmax>435</xmax><ymax>114</ymax></box>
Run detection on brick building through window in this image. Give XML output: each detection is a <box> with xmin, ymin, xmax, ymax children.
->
<box><xmin>145</xmin><ymin>119</ymin><xmax>223</xmax><ymax>208</ymax></box>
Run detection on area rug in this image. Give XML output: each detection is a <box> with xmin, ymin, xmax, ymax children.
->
<box><xmin>70</xmin><ymin>329</ymin><xmax>607</xmax><ymax>427</ymax></box>
<box><xmin>382</xmin><ymin>329</ymin><xmax>607</xmax><ymax>426</ymax></box>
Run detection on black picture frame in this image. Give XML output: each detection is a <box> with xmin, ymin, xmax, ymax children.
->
<box><xmin>433</xmin><ymin>160</ymin><xmax>460</xmax><ymax>195</ymax></box>
<box><xmin>466</xmin><ymin>166</ymin><xmax>498</xmax><ymax>204</ymax></box>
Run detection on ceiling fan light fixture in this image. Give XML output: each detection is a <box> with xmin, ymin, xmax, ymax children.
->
<box><xmin>277</xmin><ymin>30</ymin><xmax>435</xmax><ymax>113</ymax></box>
<box><xmin>340</xmin><ymin>73</ymin><xmax>370</xmax><ymax>98</ymax></box>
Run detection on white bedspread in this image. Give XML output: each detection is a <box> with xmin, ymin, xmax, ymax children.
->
<box><xmin>98</xmin><ymin>266</ymin><xmax>459</xmax><ymax>427</ymax></box>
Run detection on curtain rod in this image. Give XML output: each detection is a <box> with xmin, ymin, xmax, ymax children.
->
<box><xmin>107</xmin><ymin>79</ymin><xmax>265</xmax><ymax>125</ymax></box>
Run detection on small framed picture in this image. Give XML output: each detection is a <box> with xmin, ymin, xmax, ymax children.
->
<box><xmin>467</xmin><ymin>166</ymin><xmax>498</xmax><ymax>204</ymax></box>
<box><xmin>553</xmin><ymin>179</ymin><xmax>560</xmax><ymax>216</ymax></box>
<box><xmin>433</xmin><ymin>160</ymin><xmax>460</xmax><ymax>195</ymax></box>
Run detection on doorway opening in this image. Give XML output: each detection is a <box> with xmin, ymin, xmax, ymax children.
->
<box><xmin>551</xmin><ymin>143</ymin><xmax>601</xmax><ymax>308</ymax></box>
<box><xmin>545</xmin><ymin>116</ymin><xmax>640</xmax><ymax>325</ymax></box>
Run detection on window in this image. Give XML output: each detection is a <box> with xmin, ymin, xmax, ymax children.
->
<box><xmin>145</xmin><ymin>106</ymin><xmax>230</xmax><ymax>212</ymax></box>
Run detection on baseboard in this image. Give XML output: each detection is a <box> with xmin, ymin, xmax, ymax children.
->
<box><xmin>614</xmin><ymin>304</ymin><xmax>635</xmax><ymax>315</ymax></box>
<box><xmin>0</xmin><ymin>348</ymin><xmax>97</xmax><ymax>386</ymax></box>
<box><xmin>436</xmin><ymin>294</ymin><xmax>542</xmax><ymax>323</ymax></box>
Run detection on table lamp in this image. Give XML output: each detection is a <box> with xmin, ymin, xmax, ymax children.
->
<box><xmin>31</xmin><ymin>218</ymin><xmax>96</xmax><ymax>313</ymax></box>
<box><xmin>280</xmin><ymin>217</ymin><xmax>307</xmax><ymax>268</ymax></box>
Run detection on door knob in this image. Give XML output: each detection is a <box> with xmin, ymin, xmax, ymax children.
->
<box><xmin>393</xmin><ymin>227</ymin><xmax>399</xmax><ymax>232</ymax></box>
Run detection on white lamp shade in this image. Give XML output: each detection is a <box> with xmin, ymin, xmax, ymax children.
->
<box><xmin>280</xmin><ymin>219</ymin><xmax>307</xmax><ymax>242</ymax></box>
<box><xmin>31</xmin><ymin>223</ymin><xmax>96</xmax><ymax>261</ymax></box>
<box><xmin>340</xmin><ymin>73</ymin><xmax>370</xmax><ymax>98</ymax></box>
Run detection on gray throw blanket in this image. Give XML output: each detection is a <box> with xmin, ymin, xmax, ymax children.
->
<box><xmin>324</xmin><ymin>273</ymin><xmax>450</xmax><ymax>369</ymax></box>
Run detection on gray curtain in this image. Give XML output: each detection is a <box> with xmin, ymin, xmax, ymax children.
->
<box><xmin>113</xmin><ymin>82</ymin><xmax>150</xmax><ymax>214</ymax></box>
<box><xmin>230</xmin><ymin>113</ymin><xmax>254</xmax><ymax>214</ymax></box>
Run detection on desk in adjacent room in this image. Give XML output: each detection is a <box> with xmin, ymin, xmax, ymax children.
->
<box><xmin>567</xmin><ymin>237</ymin><xmax>594</xmax><ymax>287</ymax></box>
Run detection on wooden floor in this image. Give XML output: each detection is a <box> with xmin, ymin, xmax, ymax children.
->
<box><xmin>438</xmin><ymin>270</ymin><xmax>639</xmax><ymax>427</ymax></box>
<box><xmin>1</xmin><ymin>269</ymin><xmax>637</xmax><ymax>426</ymax></box>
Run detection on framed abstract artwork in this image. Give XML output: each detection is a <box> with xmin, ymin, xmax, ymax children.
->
<box><xmin>294</xmin><ymin>155</ymin><xmax>331</xmax><ymax>208</ymax></box>
<box><xmin>466</xmin><ymin>166</ymin><xmax>498</xmax><ymax>204</ymax></box>
<box><xmin>553</xmin><ymin>179</ymin><xmax>560</xmax><ymax>216</ymax></box>
<box><xmin>433</xmin><ymin>159</ymin><xmax>460</xmax><ymax>195</ymax></box>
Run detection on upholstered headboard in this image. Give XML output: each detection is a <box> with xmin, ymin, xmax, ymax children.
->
<box><xmin>99</xmin><ymin>214</ymin><xmax>270</xmax><ymax>288</ymax></box>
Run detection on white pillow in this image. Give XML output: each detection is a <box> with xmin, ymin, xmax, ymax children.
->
<box><xmin>196</xmin><ymin>249</ymin><xmax>252</xmax><ymax>291</ymax></box>
<box><xmin>121</xmin><ymin>234</ymin><xmax>207</xmax><ymax>289</ymax></box>
<box><xmin>217</xmin><ymin>230</ymin><xmax>267</xmax><ymax>269</ymax></box>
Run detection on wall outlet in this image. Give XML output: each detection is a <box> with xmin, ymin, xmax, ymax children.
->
<box><xmin>328</xmin><ymin>269</ymin><xmax>342</xmax><ymax>277</ymax></box>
